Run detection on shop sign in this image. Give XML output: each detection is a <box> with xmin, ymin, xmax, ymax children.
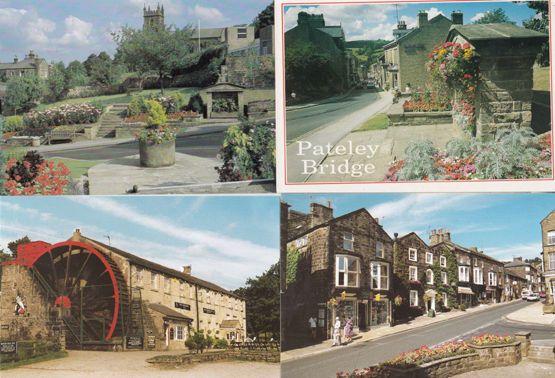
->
<box><xmin>174</xmin><ymin>302</ymin><xmax>191</xmax><ymax>310</ymax></box>
<box><xmin>0</xmin><ymin>341</ymin><xmax>17</xmax><ymax>354</ymax></box>
<box><xmin>1</xmin><ymin>324</ymin><xmax>9</xmax><ymax>330</ymax></box>
<box><xmin>126</xmin><ymin>336</ymin><xmax>143</xmax><ymax>349</ymax></box>
<box><xmin>203</xmin><ymin>308</ymin><xmax>216</xmax><ymax>315</ymax></box>
<box><xmin>146</xmin><ymin>336</ymin><xmax>156</xmax><ymax>348</ymax></box>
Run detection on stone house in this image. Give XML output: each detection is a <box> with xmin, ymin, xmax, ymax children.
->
<box><xmin>194</xmin><ymin>25</ymin><xmax>256</xmax><ymax>52</ymax></box>
<box><xmin>0</xmin><ymin>230</ymin><xmax>246</xmax><ymax>351</ymax></box>
<box><xmin>0</xmin><ymin>51</ymin><xmax>50</xmax><ymax>80</ymax></box>
<box><xmin>429</xmin><ymin>229</ymin><xmax>505</xmax><ymax>307</ymax></box>
<box><xmin>503</xmin><ymin>257</ymin><xmax>541</xmax><ymax>292</ymax></box>
<box><xmin>541</xmin><ymin>210</ymin><xmax>555</xmax><ymax>309</ymax></box>
<box><xmin>382</xmin><ymin>11</ymin><xmax>461</xmax><ymax>90</ymax></box>
<box><xmin>396</xmin><ymin>232</ymin><xmax>451</xmax><ymax>316</ymax></box>
<box><xmin>284</xmin><ymin>203</ymin><xmax>394</xmax><ymax>343</ymax></box>
<box><xmin>504</xmin><ymin>268</ymin><xmax>528</xmax><ymax>301</ymax></box>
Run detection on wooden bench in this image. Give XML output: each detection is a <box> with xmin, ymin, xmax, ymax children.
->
<box><xmin>46</xmin><ymin>130</ymin><xmax>78</xmax><ymax>144</ymax></box>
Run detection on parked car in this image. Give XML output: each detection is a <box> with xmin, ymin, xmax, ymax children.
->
<box><xmin>539</xmin><ymin>291</ymin><xmax>546</xmax><ymax>299</ymax></box>
<box><xmin>526</xmin><ymin>293</ymin><xmax>540</xmax><ymax>301</ymax></box>
<box><xmin>366</xmin><ymin>81</ymin><xmax>376</xmax><ymax>90</ymax></box>
<box><xmin>521</xmin><ymin>289</ymin><xmax>531</xmax><ymax>299</ymax></box>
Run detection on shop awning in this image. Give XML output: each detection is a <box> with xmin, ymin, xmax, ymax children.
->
<box><xmin>148</xmin><ymin>303</ymin><xmax>193</xmax><ymax>322</ymax></box>
<box><xmin>220</xmin><ymin>319</ymin><xmax>242</xmax><ymax>329</ymax></box>
<box><xmin>457</xmin><ymin>287</ymin><xmax>474</xmax><ymax>295</ymax></box>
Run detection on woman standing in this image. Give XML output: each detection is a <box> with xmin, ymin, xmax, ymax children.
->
<box><xmin>344</xmin><ymin>317</ymin><xmax>353</xmax><ymax>344</ymax></box>
<box><xmin>331</xmin><ymin>317</ymin><xmax>342</xmax><ymax>347</ymax></box>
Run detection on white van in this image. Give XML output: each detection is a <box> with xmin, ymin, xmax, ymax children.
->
<box><xmin>521</xmin><ymin>289</ymin><xmax>531</xmax><ymax>299</ymax></box>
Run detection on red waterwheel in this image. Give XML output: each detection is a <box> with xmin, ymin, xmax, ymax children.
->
<box><xmin>27</xmin><ymin>241</ymin><xmax>122</xmax><ymax>343</ymax></box>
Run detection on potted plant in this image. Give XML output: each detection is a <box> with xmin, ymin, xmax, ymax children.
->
<box><xmin>138</xmin><ymin>99</ymin><xmax>176</xmax><ymax>168</ymax></box>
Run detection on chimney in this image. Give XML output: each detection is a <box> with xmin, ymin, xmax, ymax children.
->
<box><xmin>418</xmin><ymin>11</ymin><xmax>428</xmax><ymax>28</ymax></box>
<box><xmin>310</xmin><ymin>202</ymin><xmax>333</xmax><ymax>228</ymax></box>
<box><xmin>470</xmin><ymin>247</ymin><xmax>479</xmax><ymax>253</ymax></box>
<box><xmin>451</xmin><ymin>11</ymin><xmax>463</xmax><ymax>25</ymax></box>
<box><xmin>183</xmin><ymin>265</ymin><xmax>192</xmax><ymax>275</ymax></box>
<box><xmin>13</xmin><ymin>56</ymin><xmax>18</xmax><ymax>63</ymax></box>
<box><xmin>71</xmin><ymin>229</ymin><xmax>82</xmax><ymax>241</ymax></box>
<box><xmin>393</xmin><ymin>20</ymin><xmax>409</xmax><ymax>40</ymax></box>
<box><xmin>429</xmin><ymin>228</ymin><xmax>451</xmax><ymax>245</ymax></box>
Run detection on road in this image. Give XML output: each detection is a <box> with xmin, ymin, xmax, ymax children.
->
<box><xmin>282</xmin><ymin>301</ymin><xmax>554</xmax><ymax>378</ymax></box>
<box><xmin>42</xmin><ymin>132</ymin><xmax>225</xmax><ymax>161</ymax></box>
<box><xmin>286</xmin><ymin>90</ymin><xmax>379</xmax><ymax>142</ymax></box>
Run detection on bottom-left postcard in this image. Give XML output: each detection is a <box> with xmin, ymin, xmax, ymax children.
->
<box><xmin>0</xmin><ymin>195</ymin><xmax>280</xmax><ymax>377</ymax></box>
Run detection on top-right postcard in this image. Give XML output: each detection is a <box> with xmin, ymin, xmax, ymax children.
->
<box><xmin>275</xmin><ymin>0</ymin><xmax>555</xmax><ymax>192</ymax></box>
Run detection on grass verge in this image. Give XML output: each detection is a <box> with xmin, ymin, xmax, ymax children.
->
<box><xmin>0</xmin><ymin>351</ymin><xmax>68</xmax><ymax>370</ymax></box>
<box><xmin>533</xmin><ymin>66</ymin><xmax>550</xmax><ymax>92</ymax></box>
<box><xmin>51</xmin><ymin>158</ymin><xmax>102</xmax><ymax>179</ymax></box>
<box><xmin>353</xmin><ymin>113</ymin><xmax>389</xmax><ymax>132</ymax></box>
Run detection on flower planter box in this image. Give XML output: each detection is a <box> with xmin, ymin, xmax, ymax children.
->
<box><xmin>388</xmin><ymin>108</ymin><xmax>453</xmax><ymax>127</ymax></box>
<box><xmin>139</xmin><ymin>139</ymin><xmax>175</xmax><ymax>168</ymax></box>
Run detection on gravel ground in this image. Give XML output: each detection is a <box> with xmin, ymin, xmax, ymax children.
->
<box><xmin>2</xmin><ymin>350</ymin><xmax>279</xmax><ymax>377</ymax></box>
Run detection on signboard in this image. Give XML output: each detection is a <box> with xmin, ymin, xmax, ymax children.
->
<box><xmin>0</xmin><ymin>341</ymin><xmax>17</xmax><ymax>354</ymax></box>
<box><xmin>146</xmin><ymin>335</ymin><xmax>156</xmax><ymax>348</ymax></box>
<box><xmin>203</xmin><ymin>308</ymin><xmax>216</xmax><ymax>315</ymax></box>
<box><xmin>1</xmin><ymin>324</ymin><xmax>9</xmax><ymax>330</ymax></box>
<box><xmin>126</xmin><ymin>336</ymin><xmax>143</xmax><ymax>349</ymax></box>
<box><xmin>174</xmin><ymin>302</ymin><xmax>191</xmax><ymax>310</ymax></box>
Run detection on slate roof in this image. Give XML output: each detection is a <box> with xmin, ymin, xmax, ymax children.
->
<box><xmin>447</xmin><ymin>23</ymin><xmax>548</xmax><ymax>42</ymax></box>
<box><xmin>504</xmin><ymin>260</ymin><xmax>537</xmax><ymax>269</ymax></box>
<box><xmin>197</xmin><ymin>28</ymin><xmax>224</xmax><ymax>39</ymax></box>
<box><xmin>148</xmin><ymin>303</ymin><xmax>193</xmax><ymax>321</ymax></box>
<box><xmin>78</xmin><ymin>235</ymin><xmax>242</xmax><ymax>299</ymax></box>
<box><xmin>220</xmin><ymin>319</ymin><xmax>242</xmax><ymax>328</ymax></box>
<box><xmin>384</xmin><ymin>14</ymin><xmax>451</xmax><ymax>49</ymax></box>
<box><xmin>505</xmin><ymin>268</ymin><xmax>527</xmax><ymax>280</ymax></box>
<box><xmin>317</xmin><ymin>26</ymin><xmax>344</xmax><ymax>39</ymax></box>
<box><xmin>435</xmin><ymin>240</ymin><xmax>504</xmax><ymax>265</ymax></box>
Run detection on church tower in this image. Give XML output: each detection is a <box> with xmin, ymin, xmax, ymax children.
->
<box><xmin>143</xmin><ymin>3</ymin><xmax>165</xmax><ymax>31</ymax></box>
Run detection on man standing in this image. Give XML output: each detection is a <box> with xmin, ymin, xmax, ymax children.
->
<box><xmin>308</xmin><ymin>316</ymin><xmax>317</xmax><ymax>341</ymax></box>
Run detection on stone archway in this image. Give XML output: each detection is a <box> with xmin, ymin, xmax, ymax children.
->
<box><xmin>425</xmin><ymin>289</ymin><xmax>437</xmax><ymax>312</ymax></box>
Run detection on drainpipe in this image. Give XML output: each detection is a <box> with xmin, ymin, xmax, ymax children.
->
<box><xmin>195</xmin><ymin>284</ymin><xmax>200</xmax><ymax>331</ymax></box>
<box><xmin>391</xmin><ymin>233</ymin><xmax>398</xmax><ymax>327</ymax></box>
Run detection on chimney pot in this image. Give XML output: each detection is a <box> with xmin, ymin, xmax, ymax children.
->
<box><xmin>183</xmin><ymin>265</ymin><xmax>192</xmax><ymax>275</ymax></box>
<box><xmin>418</xmin><ymin>11</ymin><xmax>429</xmax><ymax>28</ymax></box>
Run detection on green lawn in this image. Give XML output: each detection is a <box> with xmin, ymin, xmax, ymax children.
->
<box><xmin>533</xmin><ymin>66</ymin><xmax>550</xmax><ymax>91</ymax></box>
<box><xmin>0</xmin><ymin>351</ymin><xmax>68</xmax><ymax>370</ymax></box>
<box><xmin>51</xmin><ymin>158</ymin><xmax>102</xmax><ymax>179</ymax></box>
<box><xmin>353</xmin><ymin>113</ymin><xmax>389</xmax><ymax>132</ymax></box>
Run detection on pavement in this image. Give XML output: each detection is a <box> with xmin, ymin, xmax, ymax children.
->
<box><xmin>453</xmin><ymin>360</ymin><xmax>555</xmax><ymax>377</ymax></box>
<box><xmin>286</xmin><ymin>88</ymin><xmax>356</xmax><ymax>112</ymax></box>
<box><xmin>1</xmin><ymin>350</ymin><xmax>279</xmax><ymax>378</ymax></box>
<box><xmin>504</xmin><ymin>301</ymin><xmax>555</xmax><ymax>325</ymax></box>
<box><xmin>88</xmin><ymin>152</ymin><xmax>220</xmax><ymax>195</ymax></box>
<box><xmin>285</xmin><ymin>90</ymin><xmax>393</xmax><ymax>183</ymax></box>
<box><xmin>281</xmin><ymin>300</ymin><xmax>555</xmax><ymax>378</ymax></box>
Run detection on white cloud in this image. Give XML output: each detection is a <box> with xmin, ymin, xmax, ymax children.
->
<box><xmin>192</xmin><ymin>5</ymin><xmax>225</xmax><ymax>23</ymax></box>
<box><xmin>58</xmin><ymin>16</ymin><xmax>93</xmax><ymax>46</ymax></box>
<box><xmin>0</xmin><ymin>7</ymin><xmax>27</xmax><ymax>28</ymax></box>
<box><xmin>471</xmin><ymin>12</ymin><xmax>485</xmax><ymax>23</ymax></box>
<box><xmin>22</xmin><ymin>16</ymin><xmax>56</xmax><ymax>44</ymax></box>
<box><xmin>483</xmin><ymin>242</ymin><xmax>542</xmax><ymax>261</ymax></box>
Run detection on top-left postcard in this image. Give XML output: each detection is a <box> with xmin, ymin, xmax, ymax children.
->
<box><xmin>0</xmin><ymin>1</ymin><xmax>276</xmax><ymax>195</ymax></box>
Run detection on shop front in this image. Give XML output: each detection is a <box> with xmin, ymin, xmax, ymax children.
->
<box><xmin>457</xmin><ymin>286</ymin><xmax>474</xmax><ymax>308</ymax></box>
<box><xmin>369</xmin><ymin>295</ymin><xmax>390</xmax><ymax>327</ymax></box>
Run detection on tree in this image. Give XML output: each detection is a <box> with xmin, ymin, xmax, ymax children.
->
<box><xmin>473</xmin><ymin>8</ymin><xmax>515</xmax><ymax>24</ymax></box>
<box><xmin>83</xmin><ymin>52</ymin><xmax>119</xmax><ymax>86</ymax></box>
<box><xmin>5</xmin><ymin>76</ymin><xmax>43</xmax><ymax>114</ymax></box>
<box><xmin>523</xmin><ymin>1</ymin><xmax>549</xmax><ymax>66</ymax></box>
<box><xmin>45</xmin><ymin>62</ymin><xmax>68</xmax><ymax>102</ymax></box>
<box><xmin>184</xmin><ymin>329</ymin><xmax>214</xmax><ymax>353</ymax></box>
<box><xmin>253</xmin><ymin>3</ymin><xmax>274</xmax><ymax>38</ymax></box>
<box><xmin>234</xmin><ymin>263</ymin><xmax>279</xmax><ymax>340</ymax></box>
<box><xmin>113</xmin><ymin>26</ymin><xmax>195</xmax><ymax>93</ymax></box>
<box><xmin>7</xmin><ymin>236</ymin><xmax>31</xmax><ymax>258</ymax></box>
<box><xmin>285</xmin><ymin>246</ymin><xmax>300</xmax><ymax>286</ymax></box>
<box><xmin>65</xmin><ymin>60</ymin><xmax>89</xmax><ymax>88</ymax></box>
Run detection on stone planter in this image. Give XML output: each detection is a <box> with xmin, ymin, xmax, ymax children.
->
<box><xmin>139</xmin><ymin>139</ymin><xmax>175</xmax><ymax>168</ymax></box>
<box><xmin>388</xmin><ymin>106</ymin><xmax>453</xmax><ymax>127</ymax></box>
<box><xmin>31</xmin><ymin>137</ymin><xmax>41</xmax><ymax>147</ymax></box>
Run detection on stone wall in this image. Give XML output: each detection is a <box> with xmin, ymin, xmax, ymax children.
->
<box><xmin>146</xmin><ymin>348</ymin><xmax>280</xmax><ymax>366</ymax></box>
<box><xmin>388</xmin><ymin>106</ymin><xmax>453</xmax><ymax>127</ymax></box>
<box><xmin>225</xmin><ymin>55</ymin><xmax>274</xmax><ymax>89</ymax></box>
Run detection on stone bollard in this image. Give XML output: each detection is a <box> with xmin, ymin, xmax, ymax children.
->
<box><xmin>515</xmin><ymin>331</ymin><xmax>531</xmax><ymax>357</ymax></box>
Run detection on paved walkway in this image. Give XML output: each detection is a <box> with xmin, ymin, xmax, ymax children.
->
<box><xmin>286</xmin><ymin>88</ymin><xmax>356</xmax><ymax>111</ymax></box>
<box><xmin>2</xmin><ymin>350</ymin><xmax>278</xmax><ymax>377</ymax></box>
<box><xmin>505</xmin><ymin>301</ymin><xmax>555</xmax><ymax>325</ymax></box>
<box><xmin>281</xmin><ymin>301</ymin><xmax>520</xmax><ymax>362</ymax></box>
<box><xmin>286</xmin><ymin>91</ymin><xmax>393</xmax><ymax>183</ymax></box>
<box><xmin>306</xmin><ymin>122</ymin><xmax>463</xmax><ymax>183</ymax></box>
<box><xmin>454</xmin><ymin>360</ymin><xmax>555</xmax><ymax>377</ymax></box>
<box><xmin>88</xmin><ymin>152</ymin><xmax>219</xmax><ymax>195</ymax></box>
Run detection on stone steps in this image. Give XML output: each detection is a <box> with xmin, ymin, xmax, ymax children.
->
<box><xmin>528</xmin><ymin>343</ymin><xmax>555</xmax><ymax>364</ymax></box>
<box><xmin>98</xmin><ymin>105</ymin><xmax>127</xmax><ymax>138</ymax></box>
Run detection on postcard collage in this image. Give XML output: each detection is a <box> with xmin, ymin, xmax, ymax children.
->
<box><xmin>0</xmin><ymin>0</ymin><xmax>554</xmax><ymax>377</ymax></box>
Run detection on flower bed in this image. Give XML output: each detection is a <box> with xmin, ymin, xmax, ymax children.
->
<box><xmin>383</xmin><ymin>341</ymin><xmax>472</xmax><ymax>368</ymax></box>
<box><xmin>23</xmin><ymin>103</ymin><xmax>103</xmax><ymax>129</ymax></box>
<box><xmin>124</xmin><ymin>111</ymin><xmax>199</xmax><ymax>124</ymax></box>
<box><xmin>470</xmin><ymin>334</ymin><xmax>515</xmax><ymax>346</ymax></box>
<box><xmin>403</xmin><ymin>91</ymin><xmax>451</xmax><ymax>113</ymax></box>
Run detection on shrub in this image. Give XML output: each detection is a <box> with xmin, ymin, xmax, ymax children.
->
<box><xmin>459</xmin><ymin>304</ymin><xmax>467</xmax><ymax>311</ymax></box>
<box><xmin>127</xmin><ymin>95</ymin><xmax>146</xmax><ymax>116</ymax></box>
<box><xmin>213</xmin><ymin>97</ymin><xmax>238</xmax><ymax>113</ymax></box>
<box><xmin>216</xmin><ymin>119</ymin><xmax>275</xmax><ymax>182</ymax></box>
<box><xmin>23</xmin><ymin>103</ymin><xmax>103</xmax><ymax>129</ymax></box>
<box><xmin>145</xmin><ymin>100</ymin><xmax>167</xmax><ymax>128</ymax></box>
<box><xmin>185</xmin><ymin>330</ymin><xmax>214</xmax><ymax>354</ymax></box>
<box><xmin>187</xmin><ymin>92</ymin><xmax>204</xmax><ymax>113</ymax></box>
<box><xmin>214</xmin><ymin>338</ymin><xmax>229</xmax><ymax>349</ymax></box>
<box><xmin>3</xmin><ymin>116</ymin><xmax>24</xmax><ymax>132</ymax></box>
<box><xmin>398</xmin><ymin>140</ymin><xmax>440</xmax><ymax>180</ymax></box>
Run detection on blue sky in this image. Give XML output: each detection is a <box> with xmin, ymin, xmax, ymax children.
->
<box><xmin>0</xmin><ymin>0</ymin><xmax>271</xmax><ymax>63</ymax></box>
<box><xmin>0</xmin><ymin>195</ymin><xmax>279</xmax><ymax>290</ymax></box>
<box><xmin>284</xmin><ymin>1</ymin><xmax>539</xmax><ymax>40</ymax></box>
<box><xmin>283</xmin><ymin>193</ymin><xmax>555</xmax><ymax>261</ymax></box>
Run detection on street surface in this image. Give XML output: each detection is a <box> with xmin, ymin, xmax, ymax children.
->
<box><xmin>43</xmin><ymin>132</ymin><xmax>225</xmax><ymax>161</ymax></box>
<box><xmin>286</xmin><ymin>90</ymin><xmax>378</xmax><ymax>142</ymax></box>
<box><xmin>282</xmin><ymin>301</ymin><xmax>554</xmax><ymax>378</ymax></box>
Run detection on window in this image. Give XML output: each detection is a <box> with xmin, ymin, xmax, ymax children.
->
<box><xmin>547</xmin><ymin>231</ymin><xmax>555</xmax><ymax>245</ymax></box>
<box><xmin>458</xmin><ymin>266</ymin><xmax>469</xmax><ymax>282</ymax></box>
<box><xmin>335</xmin><ymin>255</ymin><xmax>360</xmax><ymax>287</ymax></box>
<box><xmin>426</xmin><ymin>269</ymin><xmax>434</xmax><ymax>285</ymax></box>
<box><xmin>409</xmin><ymin>266</ymin><xmax>418</xmax><ymax>281</ymax></box>
<box><xmin>488</xmin><ymin>271</ymin><xmax>497</xmax><ymax>286</ymax></box>
<box><xmin>295</xmin><ymin>235</ymin><xmax>308</xmax><ymax>248</ymax></box>
<box><xmin>133</xmin><ymin>267</ymin><xmax>143</xmax><ymax>286</ymax></box>
<box><xmin>343</xmin><ymin>232</ymin><xmax>354</xmax><ymax>251</ymax></box>
<box><xmin>473</xmin><ymin>258</ymin><xmax>478</xmax><ymax>266</ymax></box>
<box><xmin>440</xmin><ymin>256</ymin><xmax>446</xmax><ymax>268</ymax></box>
<box><xmin>473</xmin><ymin>268</ymin><xmax>483</xmax><ymax>285</ymax></box>
<box><xmin>426</xmin><ymin>252</ymin><xmax>433</xmax><ymax>265</ymax></box>
<box><xmin>410</xmin><ymin>290</ymin><xmax>419</xmax><ymax>307</ymax></box>
<box><xmin>441</xmin><ymin>271</ymin><xmax>448</xmax><ymax>285</ymax></box>
<box><xmin>164</xmin><ymin>277</ymin><xmax>171</xmax><ymax>293</ymax></box>
<box><xmin>376</xmin><ymin>241</ymin><xmax>385</xmax><ymax>258</ymax></box>
<box><xmin>550</xmin><ymin>253</ymin><xmax>555</xmax><ymax>270</ymax></box>
<box><xmin>237</xmin><ymin>28</ymin><xmax>248</xmax><ymax>39</ymax></box>
<box><xmin>408</xmin><ymin>248</ymin><xmax>417</xmax><ymax>262</ymax></box>
<box><xmin>175</xmin><ymin>325</ymin><xmax>184</xmax><ymax>340</ymax></box>
<box><xmin>151</xmin><ymin>272</ymin><xmax>158</xmax><ymax>290</ymax></box>
<box><xmin>371</xmin><ymin>262</ymin><xmax>389</xmax><ymax>290</ymax></box>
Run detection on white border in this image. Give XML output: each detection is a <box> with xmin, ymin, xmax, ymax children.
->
<box><xmin>275</xmin><ymin>0</ymin><xmax>555</xmax><ymax>193</ymax></box>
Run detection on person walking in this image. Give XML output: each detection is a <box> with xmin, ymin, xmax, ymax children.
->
<box><xmin>308</xmin><ymin>316</ymin><xmax>317</xmax><ymax>341</ymax></box>
<box><xmin>331</xmin><ymin>317</ymin><xmax>342</xmax><ymax>347</ymax></box>
<box><xmin>344</xmin><ymin>317</ymin><xmax>353</xmax><ymax>344</ymax></box>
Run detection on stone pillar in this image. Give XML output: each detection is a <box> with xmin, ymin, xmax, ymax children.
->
<box><xmin>474</xmin><ymin>39</ymin><xmax>545</xmax><ymax>139</ymax></box>
<box><xmin>514</xmin><ymin>331</ymin><xmax>531</xmax><ymax>357</ymax></box>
